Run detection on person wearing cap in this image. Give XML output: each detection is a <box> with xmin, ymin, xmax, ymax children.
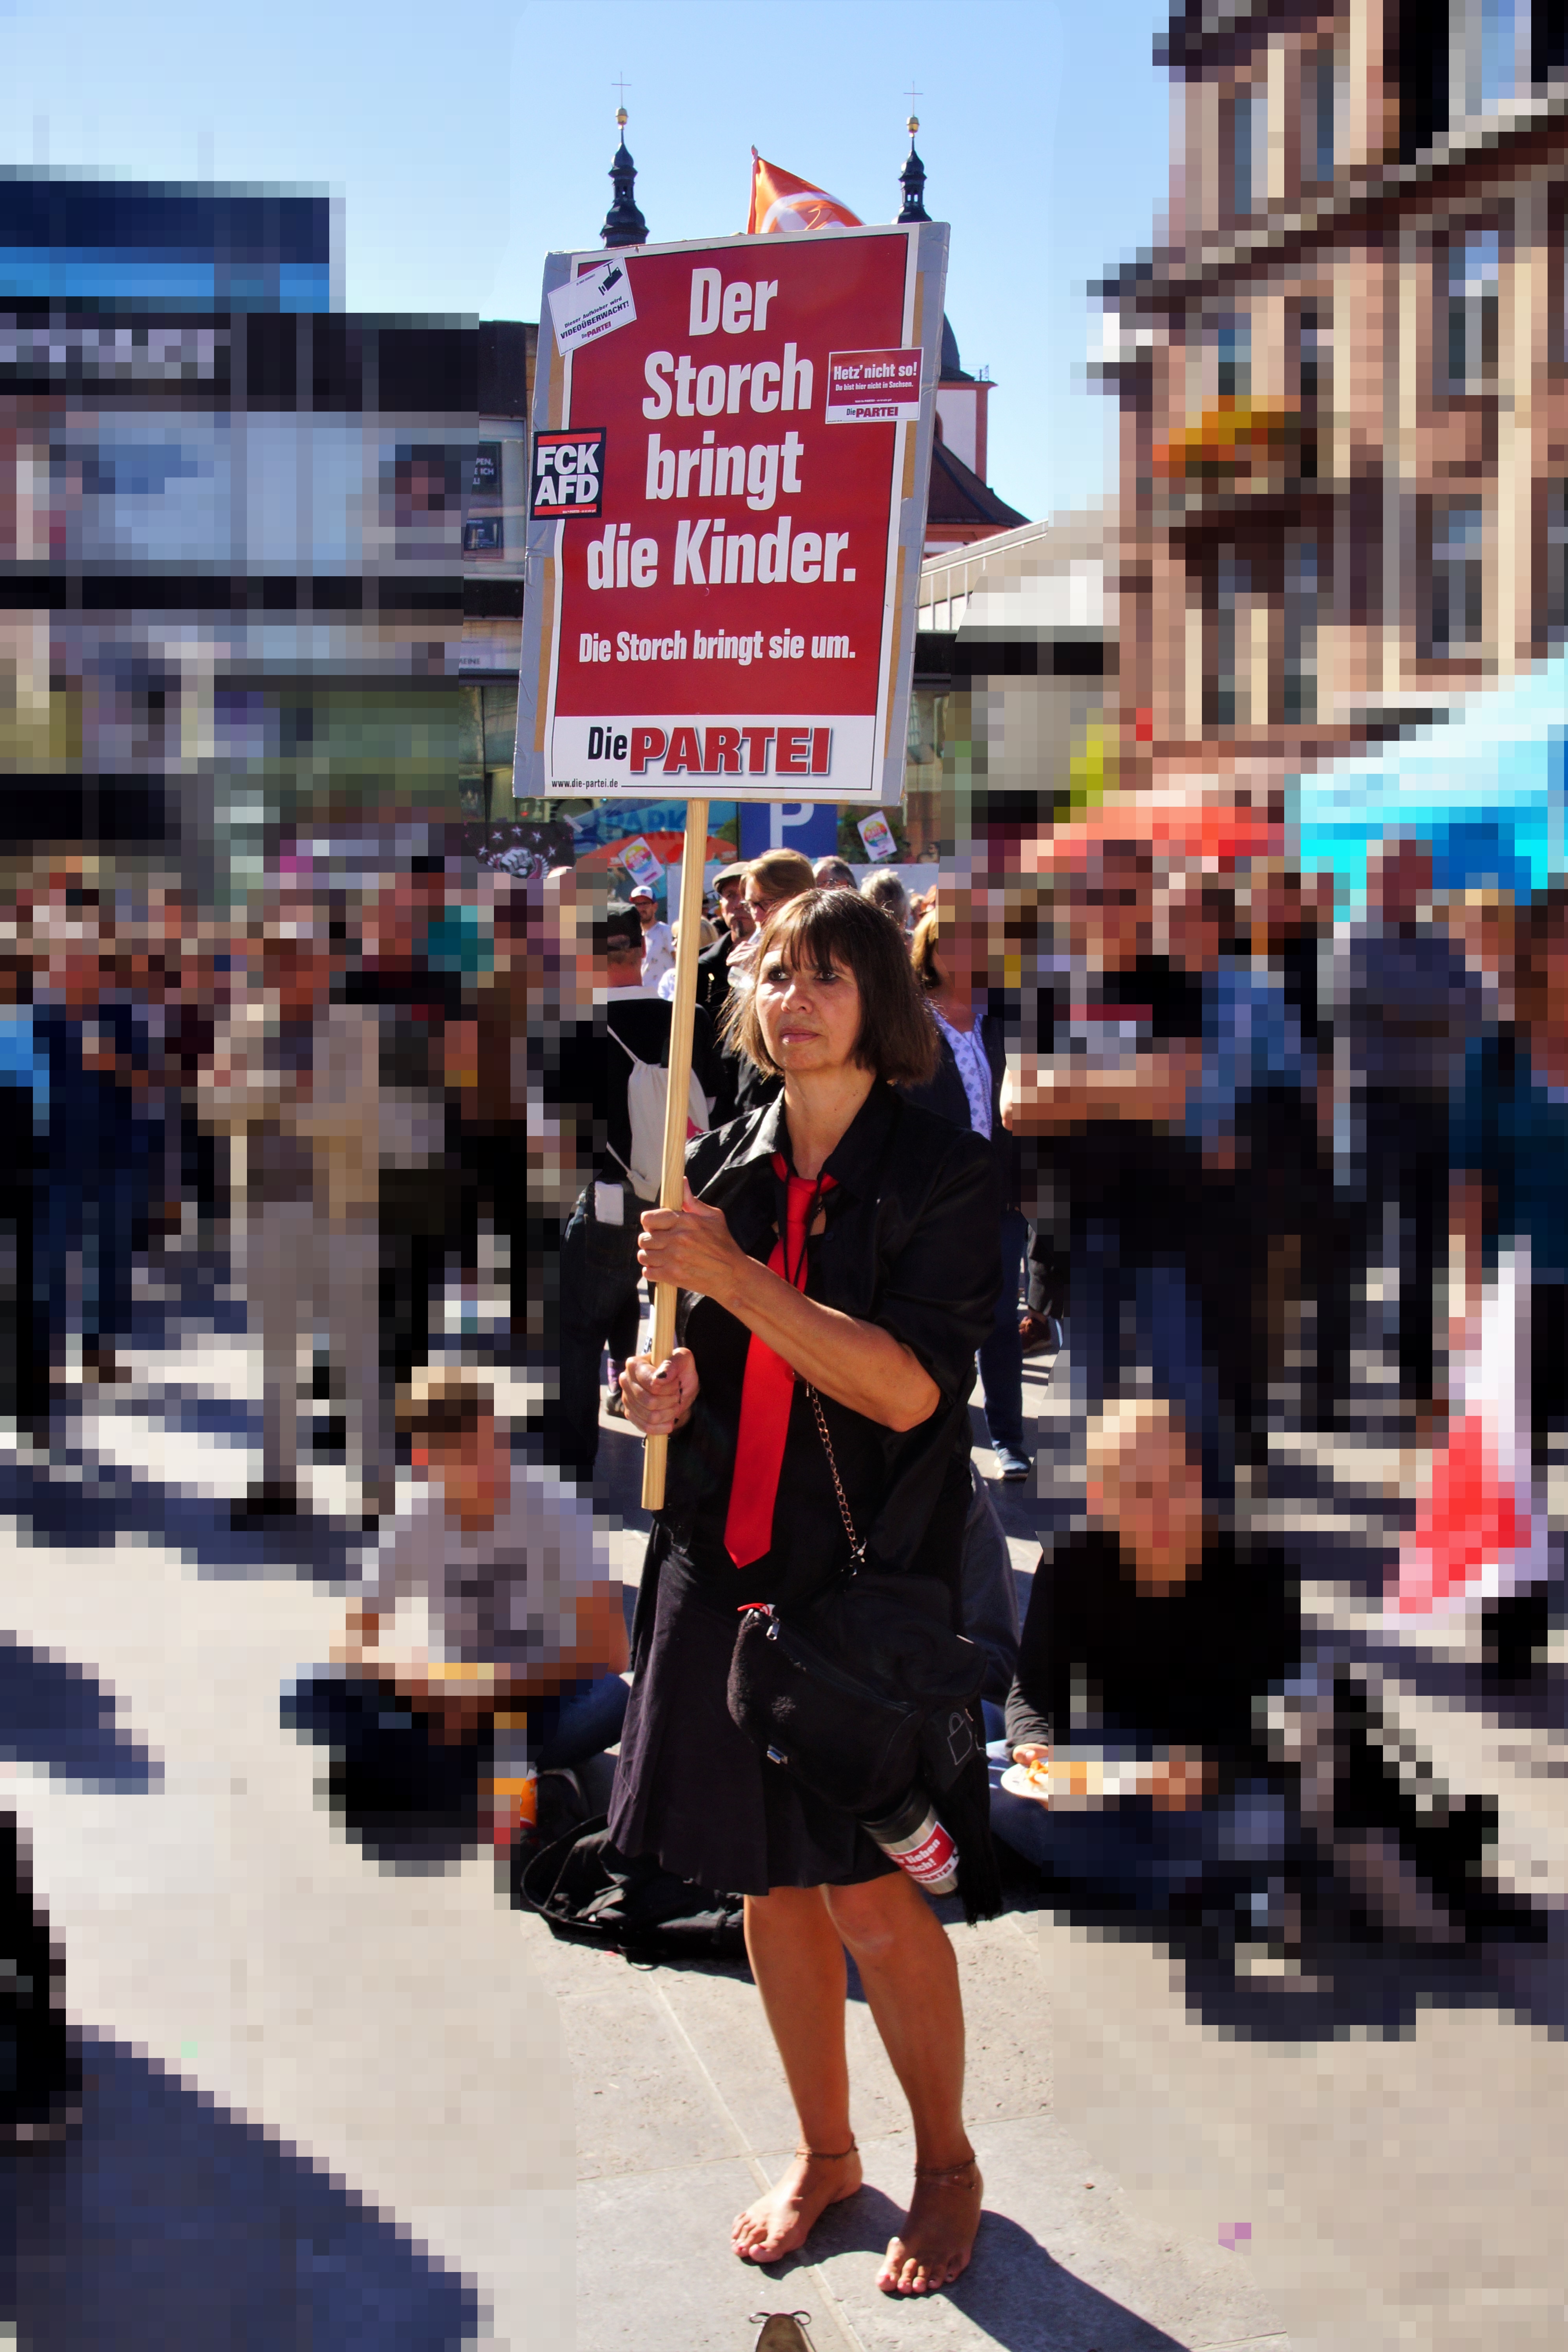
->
<box><xmin>695</xmin><ymin>863</ymin><xmax>753</xmax><ymax>1024</ymax></box>
<box><xmin>629</xmin><ymin>885</ymin><xmax>674</xmax><ymax>993</ymax></box>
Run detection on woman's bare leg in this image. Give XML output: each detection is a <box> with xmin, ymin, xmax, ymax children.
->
<box><xmin>733</xmin><ymin>1885</ymin><xmax>864</xmax><ymax>2262</ymax></box>
<box><xmin>825</xmin><ymin>1871</ymin><xmax>980</xmax><ymax>2295</ymax></box>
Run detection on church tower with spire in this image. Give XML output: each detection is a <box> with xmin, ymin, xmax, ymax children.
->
<box><xmin>601</xmin><ymin>107</ymin><xmax>647</xmax><ymax>249</ymax></box>
<box><xmin>902</xmin><ymin>118</ymin><xmax>1027</xmax><ymax>549</ymax></box>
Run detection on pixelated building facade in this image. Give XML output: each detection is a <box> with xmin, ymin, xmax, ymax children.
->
<box><xmin>0</xmin><ymin>167</ymin><xmax>532</xmax><ymax>899</ymax></box>
<box><xmin>1098</xmin><ymin>0</ymin><xmax>1568</xmax><ymax>822</ymax></box>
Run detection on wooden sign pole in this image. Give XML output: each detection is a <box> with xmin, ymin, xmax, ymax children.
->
<box><xmin>641</xmin><ymin>797</ymin><xmax>710</xmax><ymax>1512</ymax></box>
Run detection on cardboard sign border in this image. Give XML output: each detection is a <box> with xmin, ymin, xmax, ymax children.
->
<box><xmin>515</xmin><ymin>220</ymin><xmax>949</xmax><ymax>807</ymax></box>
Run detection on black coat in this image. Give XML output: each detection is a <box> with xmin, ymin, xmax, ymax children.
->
<box><xmin>899</xmin><ymin>1004</ymin><xmax>1023</xmax><ymax>1215</ymax></box>
<box><xmin>654</xmin><ymin>1081</ymin><xmax>1002</xmax><ymax>1600</ymax></box>
<box><xmin>695</xmin><ymin>931</ymin><xmax>733</xmax><ymax>1020</ymax></box>
<box><xmin>626</xmin><ymin>1079</ymin><xmax>1005</xmax><ymax>1917</ymax></box>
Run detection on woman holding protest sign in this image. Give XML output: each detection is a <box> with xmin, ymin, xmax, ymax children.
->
<box><xmin>613</xmin><ymin>887</ymin><xmax>1002</xmax><ymax>2296</ymax></box>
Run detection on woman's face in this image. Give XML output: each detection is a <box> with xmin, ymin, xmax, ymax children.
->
<box><xmin>756</xmin><ymin>946</ymin><xmax>863</xmax><ymax>1076</ymax></box>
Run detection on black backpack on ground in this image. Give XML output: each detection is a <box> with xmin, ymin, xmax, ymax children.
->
<box><xmin>513</xmin><ymin>1815</ymin><xmax>748</xmax><ymax>1964</ymax></box>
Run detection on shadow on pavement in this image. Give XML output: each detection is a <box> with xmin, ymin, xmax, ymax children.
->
<box><xmin>0</xmin><ymin>1448</ymin><xmax>363</xmax><ymax>1589</ymax></box>
<box><xmin>1346</xmin><ymin>1638</ymin><xmax>1568</xmax><ymax>1736</ymax></box>
<box><xmin>0</xmin><ymin>1638</ymin><xmax>159</xmax><ymax>1792</ymax></box>
<box><xmin>771</xmin><ymin>2182</ymin><xmax>1185</xmax><ymax>2348</ymax></box>
<box><xmin>1005</xmin><ymin>1875</ymin><xmax>1566</xmax><ymax>2045</ymax></box>
<box><xmin>0</xmin><ymin>2033</ymin><xmax>485</xmax><ymax>2352</ymax></box>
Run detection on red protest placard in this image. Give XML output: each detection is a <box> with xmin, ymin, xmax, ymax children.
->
<box><xmin>518</xmin><ymin>223</ymin><xmax>946</xmax><ymax>805</ymax></box>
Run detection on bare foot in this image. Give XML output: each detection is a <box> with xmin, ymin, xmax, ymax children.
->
<box><xmin>732</xmin><ymin>2147</ymin><xmax>863</xmax><ymax>2265</ymax></box>
<box><xmin>877</xmin><ymin>2156</ymin><xmax>983</xmax><ymax>2295</ymax></box>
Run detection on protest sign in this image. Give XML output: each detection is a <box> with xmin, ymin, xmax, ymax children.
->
<box><xmin>519</xmin><ymin>221</ymin><xmax>947</xmax><ymax>808</ymax></box>
<box><xmin>521</xmin><ymin>220</ymin><xmax>946</xmax><ymax>1502</ymax></box>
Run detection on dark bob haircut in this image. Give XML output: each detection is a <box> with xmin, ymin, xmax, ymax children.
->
<box><xmin>725</xmin><ymin>887</ymin><xmax>940</xmax><ymax>1087</ymax></box>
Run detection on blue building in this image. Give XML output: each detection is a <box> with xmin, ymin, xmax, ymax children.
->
<box><xmin>0</xmin><ymin>167</ymin><xmax>339</xmax><ymax>312</ymax></box>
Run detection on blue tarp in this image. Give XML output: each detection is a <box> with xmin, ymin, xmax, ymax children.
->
<box><xmin>1295</xmin><ymin>651</ymin><xmax>1568</xmax><ymax>902</ymax></box>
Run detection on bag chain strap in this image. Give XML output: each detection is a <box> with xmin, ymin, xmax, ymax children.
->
<box><xmin>805</xmin><ymin>1385</ymin><xmax>866</xmax><ymax>1568</ymax></box>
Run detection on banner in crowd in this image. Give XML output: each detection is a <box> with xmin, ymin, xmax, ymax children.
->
<box><xmin>517</xmin><ymin>220</ymin><xmax>947</xmax><ymax>807</ymax></box>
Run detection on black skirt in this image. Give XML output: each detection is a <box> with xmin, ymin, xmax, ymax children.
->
<box><xmin>606</xmin><ymin>1533</ymin><xmax>897</xmax><ymax>1897</ymax></box>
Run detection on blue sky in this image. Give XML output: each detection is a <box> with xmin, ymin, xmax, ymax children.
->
<box><xmin>2</xmin><ymin>0</ymin><xmax>1171</xmax><ymax>521</ymax></box>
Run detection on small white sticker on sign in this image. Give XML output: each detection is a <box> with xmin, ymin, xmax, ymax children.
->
<box><xmin>825</xmin><ymin>347</ymin><xmax>923</xmax><ymax>423</ymax></box>
<box><xmin>549</xmin><ymin>260</ymin><xmax>637</xmax><ymax>355</ymax></box>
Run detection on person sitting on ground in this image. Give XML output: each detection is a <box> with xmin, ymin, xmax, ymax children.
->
<box><xmin>285</xmin><ymin>1369</ymin><xmax>629</xmax><ymax>1851</ymax></box>
<box><xmin>993</xmin><ymin>1396</ymin><xmax>1542</xmax><ymax>1947</ymax></box>
<box><xmin>992</xmin><ymin>1396</ymin><xmax>1301</xmax><ymax>1924</ymax></box>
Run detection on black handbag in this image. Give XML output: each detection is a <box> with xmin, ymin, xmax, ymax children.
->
<box><xmin>726</xmin><ymin>1385</ymin><xmax>985</xmax><ymax>1821</ymax></box>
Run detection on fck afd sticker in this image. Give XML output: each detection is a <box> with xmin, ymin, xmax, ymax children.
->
<box><xmin>530</xmin><ymin>428</ymin><xmax>606</xmax><ymax>520</ymax></box>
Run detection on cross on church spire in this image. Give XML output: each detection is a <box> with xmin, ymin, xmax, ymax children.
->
<box><xmin>898</xmin><ymin>96</ymin><xmax>930</xmax><ymax>222</ymax></box>
<box><xmin>602</xmin><ymin>82</ymin><xmax>647</xmax><ymax>247</ymax></box>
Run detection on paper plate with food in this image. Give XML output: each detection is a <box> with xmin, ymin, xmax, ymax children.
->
<box><xmin>999</xmin><ymin>1753</ymin><xmax>1133</xmax><ymax>1806</ymax></box>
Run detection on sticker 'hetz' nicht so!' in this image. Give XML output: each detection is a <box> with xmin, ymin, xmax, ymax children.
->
<box><xmin>517</xmin><ymin>218</ymin><xmax>948</xmax><ymax>808</ymax></box>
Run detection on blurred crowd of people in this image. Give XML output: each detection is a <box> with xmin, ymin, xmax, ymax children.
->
<box><xmin>0</xmin><ymin>831</ymin><xmax>1551</xmax><ymax>1653</ymax></box>
<box><xmin>0</xmin><ymin>817</ymin><xmax>1556</xmax><ymax>2138</ymax></box>
<box><xmin>0</xmin><ymin>856</ymin><xmax>535</xmax><ymax>1526</ymax></box>
<box><xmin>0</xmin><ymin>835</ymin><xmax>1551</xmax><ymax>1574</ymax></box>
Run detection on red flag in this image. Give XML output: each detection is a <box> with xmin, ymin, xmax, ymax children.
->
<box><xmin>746</xmin><ymin>150</ymin><xmax>862</xmax><ymax>235</ymax></box>
<box><xmin>1396</xmin><ymin>1410</ymin><xmax>1532</xmax><ymax>1615</ymax></box>
<box><xmin>1391</xmin><ymin>1245</ymin><xmax>1543</xmax><ymax>1617</ymax></box>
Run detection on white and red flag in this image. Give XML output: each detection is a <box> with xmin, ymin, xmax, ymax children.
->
<box><xmin>1392</xmin><ymin>1241</ymin><xmax>1547</xmax><ymax>1618</ymax></box>
<box><xmin>746</xmin><ymin>151</ymin><xmax>862</xmax><ymax>234</ymax></box>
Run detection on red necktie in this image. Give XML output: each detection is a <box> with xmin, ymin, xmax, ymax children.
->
<box><xmin>723</xmin><ymin>1154</ymin><xmax>835</xmax><ymax>1568</ymax></box>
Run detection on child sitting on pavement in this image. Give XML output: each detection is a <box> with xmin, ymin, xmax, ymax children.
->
<box><xmin>286</xmin><ymin>1368</ymin><xmax>628</xmax><ymax>1849</ymax></box>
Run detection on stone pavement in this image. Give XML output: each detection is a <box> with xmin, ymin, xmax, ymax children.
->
<box><xmin>0</xmin><ymin>1253</ymin><xmax>572</xmax><ymax>2349</ymax></box>
<box><xmin>0</xmin><ymin>1242</ymin><xmax>1564</xmax><ymax>2348</ymax></box>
